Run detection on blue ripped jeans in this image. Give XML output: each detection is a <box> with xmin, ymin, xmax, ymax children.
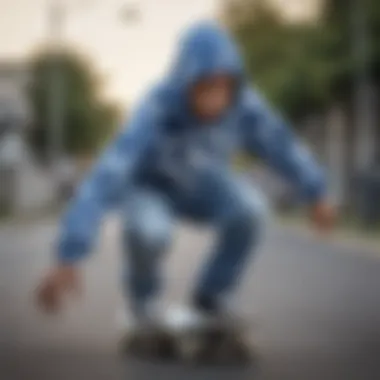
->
<box><xmin>122</xmin><ymin>170</ymin><xmax>268</xmax><ymax>313</ymax></box>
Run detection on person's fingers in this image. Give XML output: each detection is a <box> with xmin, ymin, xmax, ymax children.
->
<box><xmin>36</xmin><ymin>285</ymin><xmax>51</xmax><ymax>312</ymax></box>
<box><xmin>311</xmin><ymin>202</ymin><xmax>337</xmax><ymax>232</ymax></box>
<box><xmin>36</xmin><ymin>280</ymin><xmax>61</xmax><ymax>314</ymax></box>
<box><xmin>60</xmin><ymin>270</ymin><xmax>81</xmax><ymax>296</ymax></box>
<box><xmin>310</xmin><ymin>217</ymin><xmax>326</xmax><ymax>234</ymax></box>
<box><xmin>36</xmin><ymin>266</ymin><xmax>80</xmax><ymax>314</ymax></box>
<box><xmin>316</xmin><ymin>215</ymin><xmax>335</xmax><ymax>235</ymax></box>
<box><xmin>43</xmin><ymin>286</ymin><xmax>58</xmax><ymax>313</ymax></box>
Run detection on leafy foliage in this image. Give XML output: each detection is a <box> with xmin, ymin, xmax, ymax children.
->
<box><xmin>27</xmin><ymin>50</ymin><xmax>122</xmax><ymax>162</ymax></box>
<box><xmin>221</xmin><ymin>0</ymin><xmax>380</xmax><ymax>122</ymax></box>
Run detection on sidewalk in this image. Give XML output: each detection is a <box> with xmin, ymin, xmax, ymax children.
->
<box><xmin>1</xmin><ymin>205</ymin><xmax>378</xmax><ymax>260</ymax></box>
<box><xmin>0</xmin><ymin>203</ymin><xmax>62</xmax><ymax>227</ymax></box>
<box><xmin>277</xmin><ymin>214</ymin><xmax>379</xmax><ymax>259</ymax></box>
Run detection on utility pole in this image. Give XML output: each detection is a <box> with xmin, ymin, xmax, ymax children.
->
<box><xmin>46</xmin><ymin>0</ymin><xmax>140</xmax><ymax>181</ymax></box>
<box><xmin>352</xmin><ymin>0</ymin><xmax>375</xmax><ymax>173</ymax></box>
<box><xmin>48</xmin><ymin>0</ymin><xmax>65</xmax><ymax>180</ymax></box>
<box><xmin>327</xmin><ymin>106</ymin><xmax>346</xmax><ymax>207</ymax></box>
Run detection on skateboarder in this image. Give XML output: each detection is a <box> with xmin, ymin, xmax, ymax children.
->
<box><xmin>37</xmin><ymin>22</ymin><xmax>335</xmax><ymax>327</ymax></box>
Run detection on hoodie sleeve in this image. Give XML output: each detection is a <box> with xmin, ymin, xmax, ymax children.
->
<box><xmin>241</xmin><ymin>89</ymin><xmax>326</xmax><ymax>203</ymax></box>
<box><xmin>56</xmin><ymin>97</ymin><xmax>159</xmax><ymax>264</ymax></box>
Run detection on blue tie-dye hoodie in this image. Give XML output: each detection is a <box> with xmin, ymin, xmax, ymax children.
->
<box><xmin>57</xmin><ymin>22</ymin><xmax>326</xmax><ymax>263</ymax></box>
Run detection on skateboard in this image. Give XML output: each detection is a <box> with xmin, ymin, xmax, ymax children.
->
<box><xmin>120</xmin><ymin>306</ymin><xmax>254</xmax><ymax>365</ymax></box>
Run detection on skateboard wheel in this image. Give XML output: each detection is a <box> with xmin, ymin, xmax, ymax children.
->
<box><xmin>121</xmin><ymin>329</ymin><xmax>177</xmax><ymax>360</ymax></box>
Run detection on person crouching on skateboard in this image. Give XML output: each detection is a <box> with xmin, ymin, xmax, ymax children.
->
<box><xmin>37</xmin><ymin>22</ymin><xmax>335</xmax><ymax>325</ymax></box>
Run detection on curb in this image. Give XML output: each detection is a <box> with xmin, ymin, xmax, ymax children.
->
<box><xmin>277</xmin><ymin>217</ymin><xmax>379</xmax><ymax>259</ymax></box>
<box><xmin>0</xmin><ymin>205</ymin><xmax>63</xmax><ymax>228</ymax></box>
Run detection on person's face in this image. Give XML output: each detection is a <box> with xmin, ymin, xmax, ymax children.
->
<box><xmin>190</xmin><ymin>75</ymin><xmax>236</xmax><ymax>121</ymax></box>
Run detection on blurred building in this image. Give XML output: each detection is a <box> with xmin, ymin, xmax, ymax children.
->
<box><xmin>0</xmin><ymin>62</ymin><xmax>55</xmax><ymax>215</ymax></box>
<box><xmin>302</xmin><ymin>103</ymin><xmax>380</xmax><ymax>219</ymax></box>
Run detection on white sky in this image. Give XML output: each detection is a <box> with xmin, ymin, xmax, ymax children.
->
<box><xmin>0</xmin><ymin>0</ymin><xmax>316</xmax><ymax>107</ymax></box>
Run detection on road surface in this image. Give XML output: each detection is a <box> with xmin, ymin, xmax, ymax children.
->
<box><xmin>0</xmin><ymin>217</ymin><xmax>379</xmax><ymax>380</ymax></box>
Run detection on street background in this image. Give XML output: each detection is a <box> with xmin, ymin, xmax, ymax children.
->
<box><xmin>0</xmin><ymin>0</ymin><xmax>379</xmax><ymax>379</ymax></box>
<box><xmin>0</xmin><ymin>216</ymin><xmax>379</xmax><ymax>379</ymax></box>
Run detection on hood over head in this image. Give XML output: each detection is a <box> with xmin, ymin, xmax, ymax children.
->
<box><xmin>165</xmin><ymin>21</ymin><xmax>246</xmax><ymax>117</ymax></box>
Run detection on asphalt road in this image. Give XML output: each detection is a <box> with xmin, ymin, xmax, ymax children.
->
<box><xmin>0</xmin><ymin>217</ymin><xmax>379</xmax><ymax>380</ymax></box>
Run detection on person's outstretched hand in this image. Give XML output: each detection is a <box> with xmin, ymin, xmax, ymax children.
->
<box><xmin>36</xmin><ymin>265</ymin><xmax>81</xmax><ymax>314</ymax></box>
<box><xmin>309</xmin><ymin>200</ymin><xmax>337</xmax><ymax>234</ymax></box>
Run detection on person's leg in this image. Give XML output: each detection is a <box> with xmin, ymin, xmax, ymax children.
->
<box><xmin>122</xmin><ymin>188</ymin><xmax>174</xmax><ymax>318</ymax></box>
<box><xmin>185</xmin><ymin>171</ymin><xmax>269</xmax><ymax>313</ymax></box>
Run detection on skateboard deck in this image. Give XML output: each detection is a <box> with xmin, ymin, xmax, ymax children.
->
<box><xmin>120</xmin><ymin>306</ymin><xmax>254</xmax><ymax>365</ymax></box>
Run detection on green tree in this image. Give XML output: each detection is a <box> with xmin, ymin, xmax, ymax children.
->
<box><xmin>320</xmin><ymin>0</ymin><xmax>380</xmax><ymax>95</ymax></box>
<box><xmin>221</xmin><ymin>0</ymin><xmax>380</xmax><ymax>122</ymax></box>
<box><xmin>28</xmin><ymin>50</ymin><xmax>122</xmax><ymax>162</ymax></box>
<box><xmin>221</xmin><ymin>0</ymin><xmax>334</xmax><ymax>121</ymax></box>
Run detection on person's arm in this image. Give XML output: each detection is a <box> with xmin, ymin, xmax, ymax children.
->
<box><xmin>37</xmin><ymin>94</ymin><xmax>165</xmax><ymax>314</ymax></box>
<box><xmin>241</xmin><ymin>89</ymin><xmax>326</xmax><ymax>203</ymax></box>
<box><xmin>56</xmin><ymin>99</ymin><xmax>158</xmax><ymax>264</ymax></box>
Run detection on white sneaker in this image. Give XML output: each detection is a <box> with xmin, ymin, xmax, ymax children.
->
<box><xmin>162</xmin><ymin>304</ymin><xmax>216</xmax><ymax>333</ymax></box>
